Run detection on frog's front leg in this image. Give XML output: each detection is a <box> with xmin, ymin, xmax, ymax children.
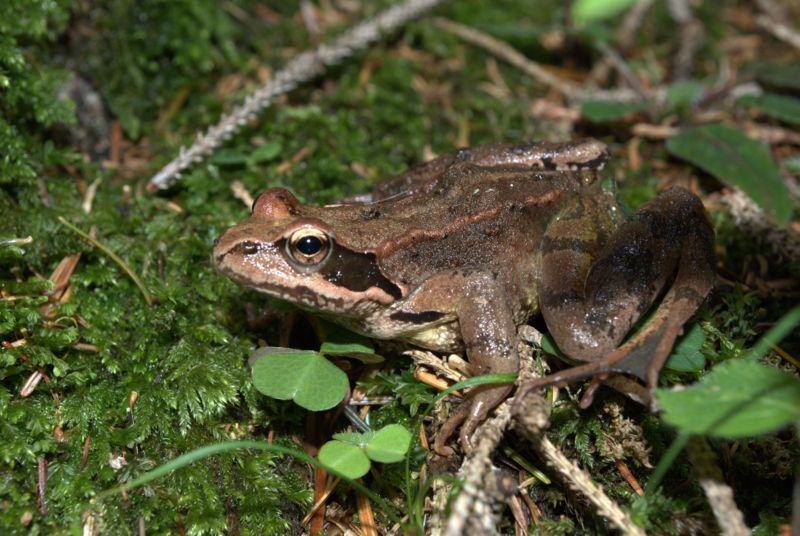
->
<box><xmin>520</xmin><ymin>187</ymin><xmax>715</xmax><ymax>400</ymax></box>
<box><xmin>405</xmin><ymin>271</ymin><xmax>519</xmax><ymax>456</ymax></box>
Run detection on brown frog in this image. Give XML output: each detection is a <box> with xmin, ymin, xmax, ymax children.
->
<box><xmin>214</xmin><ymin>139</ymin><xmax>715</xmax><ymax>455</ymax></box>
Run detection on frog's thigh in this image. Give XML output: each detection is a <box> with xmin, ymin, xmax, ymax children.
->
<box><xmin>540</xmin><ymin>187</ymin><xmax>715</xmax><ymax>377</ymax></box>
<box><xmin>418</xmin><ymin>272</ymin><xmax>518</xmax><ymax>454</ymax></box>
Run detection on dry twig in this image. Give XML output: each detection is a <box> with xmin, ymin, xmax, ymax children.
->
<box><xmin>589</xmin><ymin>0</ymin><xmax>654</xmax><ymax>85</ymax></box>
<box><xmin>433</xmin><ymin>17</ymin><xmax>663</xmax><ymax>105</ymax></box>
<box><xmin>513</xmin><ymin>395</ymin><xmax>645</xmax><ymax>536</ymax></box>
<box><xmin>442</xmin><ymin>339</ymin><xmax>538</xmax><ymax>535</ymax></box>
<box><xmin>756</xmin><ymin>14</ymin><xmax>800</xmax><ymax>51</ymax></box>
<box><xmin>147</xmin><ymin>0</ymin><xmax>445</xmax><ymax>191</ymax></box>
<box><xmin>720</xmin><ymin>189</ymin><xmax>800</xmax><ymax>268</ymax></box>
<box><xmin>685</xmin><ymin>437</ymin><xmax>750</xmax><ymax>535</ymax></box>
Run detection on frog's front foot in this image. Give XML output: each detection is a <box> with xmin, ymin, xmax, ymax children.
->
<box><xmin>433</xmin><ymin>385</ymin><xmax>512</xmax><ymax>456</ymax></box>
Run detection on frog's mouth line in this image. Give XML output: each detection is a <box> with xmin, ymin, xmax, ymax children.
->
<box><xmin>215</xmin><ymin>249</ymin><xmax>400</xmax><ymax>314</ymax></box>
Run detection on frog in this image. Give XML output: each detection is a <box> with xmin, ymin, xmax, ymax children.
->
<box><xmin>213</xmin><ymin>139</ymin><xmax>716</xmax><ymax>456</ymax></box>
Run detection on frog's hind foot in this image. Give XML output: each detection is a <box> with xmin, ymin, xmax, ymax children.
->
<box><xmin>433</xmin><ymin>384</ymin><xmax>513</xmax><ymax>456</ymax></box>
<box><xmin>514</xmin><ymin>268</ymin><xmax>713</xmax><ymax>410</ymax></box>
<box><xmin>432</xmin><ymin>401</ymin><xmax>471</xmax><ymax>457</ymax></box>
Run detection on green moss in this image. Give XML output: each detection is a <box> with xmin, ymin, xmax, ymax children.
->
<box><xmin>2</xmin><ymin>0</ymin><xmax>798</xmax><ymax>533</ymax></box>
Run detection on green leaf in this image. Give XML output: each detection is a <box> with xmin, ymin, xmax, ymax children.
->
<box><xmin>540</xmin><ymin>333</ymin><xmax>563</xmax><ymax>357</ymax></box>
<box><xmin>572</xmin><ymin>0</ymin><xmax>638</xmax><ymax>23</ymax></box>
<box><xmin>785</xmin><ymin>156</ymin><xmax>800</xmax><ymax>174</ymax></box>
<box><xmin>665</xmin><ymin>324</ymin><xmax>705</xmax><ymax>372</ymax></box>
<box><xmin>318</xmin><ymin>441</ymin><xmax>370</xmax><ymax>479</ymax></box>
<box><xmin>665</xmin><ymin>80</ymin><xmax>706</xmax><ymax>111</ymax></box>
<box><xmin>581</xmin><ymin>99</ymin><xmax>647</xmax><ymax>122</ymax></box>
<box><xmin>248</xmin><ymin>141</ymin><xmax>282</xmax><ymax>164</ymax></box>
<box><xmin>365</xmin><ymin>424</ymin><xmax>412</xmax><ymax>463</ymax></box>
<box><xmin>753</xmin><ymin>62</ymin><xmax>800</xmax><ymax>91</ymax></box>
<box><xmin>319</xmin><ymin>328</ymin><xmax>384</xmax><ymax>364</ymax></box>
<box><xmin>656</xmin><ymin>360</ymin><xmax>800</xmax><ymax>437</ymax></box>
<box><xmin>332</xmin><ymin>430</ymin><xmax>376</xmax><ymax>446</ymax></box>
<box><xmin>738</xmin><ymin>93</ymin><xmax>800</xmax><ymax>125</ymax></box>
<box><xmin>666</xmin><ymin>124</ymin><xmax>793</xmax><ymax>224</ymax></box>
<box><xmin>209</xmin><ymin>150</ymin><xmax>248</xmax><ymax>166</ymax></box>
<box><xmin>250</xmin><ymin>348</ymin><xmax>349</xmax><ymax>411</ymax></box>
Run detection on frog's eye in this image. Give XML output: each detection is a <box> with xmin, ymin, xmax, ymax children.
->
<box><xmin>287</xmin><ymin>228</ymin><xmax>331</xmax><ymax>266</ymax></box>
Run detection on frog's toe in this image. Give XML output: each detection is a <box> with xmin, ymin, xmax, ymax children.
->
<box><xmin>433</xmin><ymin>401</ymin><xmax>471</xmax><ymax>456</ymax></box>
<box><xmin>434</xmin><ymin>385</ymin><xmax>513</xmax><ymax>456</ymax></box>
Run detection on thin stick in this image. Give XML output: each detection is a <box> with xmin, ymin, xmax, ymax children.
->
<box><xmin>37</xmin><ymin>457</ymin><xmax>48</xmax><ymax>515</ymax></box>
<box><xmin>147</xmin><ymin>0</ymin><xmax>445</xmax><ymax>191</ymax></box>
<box><xmin>57</xmin><ymin>217</ymin><xmax>153</xmax><ymax>305</ymax></box>
<box><xmin>589</xmin><ymin>0</ymin><xmax>654</xmax><ymax>85</ymax></box>
<box><xmin>432</xmin><ymin>17</ymin><xmax>582</xmax><ymax>100</ymax></box>
<box><xmin>685</xmin><ymin>437</ymin><xmax>750</xmax><ymax>535</ymax></box>
<box><xmin>756</xmin><ymin>14</ymin><xmax>800</xmax><ymax>51</ymax></box>
<box><xmin>535</xmin><ymin>435</ymin><xmax>644</xmax><ymax>535</ymax></box>
<box><xmin>433</xmin><ymin>17</ymin><xmax>660</xmax><ymax>104</ymax></box>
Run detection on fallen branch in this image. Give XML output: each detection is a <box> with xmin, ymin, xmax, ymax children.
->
<box><xmin>147</xmin><ymin>0</ymin><xmax>445</xmax><ymax>191</ymax></box>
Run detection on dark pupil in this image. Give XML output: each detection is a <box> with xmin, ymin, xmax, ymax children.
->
<box><xmin>296</xmin><ymin>235</ymin><xmax>322</xmax><ymax>255</ymax></box>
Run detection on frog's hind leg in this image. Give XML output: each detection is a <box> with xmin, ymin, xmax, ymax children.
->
<box><xmin>517</xmin><ymin>187</ymin><xmax>715</xmax><ymax>404</ymax></box>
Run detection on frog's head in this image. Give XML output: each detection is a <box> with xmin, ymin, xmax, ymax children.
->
<box><xmin>214</xmin><ymin>188</ymin><xmax>403</xmax><ymax>316</ymax></box>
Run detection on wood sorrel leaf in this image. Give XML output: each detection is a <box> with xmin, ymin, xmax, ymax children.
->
<box><xmin>318</xmin><ymin>441</ymin><xmax>370</xmax><ymax>479</ymax></box>
<box><xmin>365</xmin><ymin>424</ymin><xmax>412</xmax><ymax>463</ymax></box>
<box><xmin>250</xmin><ymin>348</ymin><xmax>348</xmax><ymax>411</ymax></box>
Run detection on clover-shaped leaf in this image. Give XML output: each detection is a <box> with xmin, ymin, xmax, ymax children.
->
<box><xmin>319</xmin><ymin>424</ymin><xmax>412</xmax><ymax>479</ymax></box>
<box><xmin>364</xmin><ymin>424</ymin><xmax>412</xmax><ymax>463</ymax></box>
<box><xmin>319</xmin><ymin>327</ymin><xmax>384</xmax><ymax>364</ymax></box>
<box><xmin>318</xmin><ymin>440</ymin><xmax>371</xmax><ymax>480</ymax></box>
<box><xmin>332</xmin><ymin>431</ymin><xmax>377</xmax><ymax>446</ymax></box>
<box><xmin>250</xmin><ymin>347</ymin><xmax>348</xmax><ymax>411</ymax></box>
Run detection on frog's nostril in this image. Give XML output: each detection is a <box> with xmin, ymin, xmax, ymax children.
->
<box><xmin>241</xmin><ymin>241</ymin><xmax>259</xmax><ymax>255</ymax></box>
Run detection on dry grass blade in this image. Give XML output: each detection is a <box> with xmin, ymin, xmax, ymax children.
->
<box><xmin>57</xmin><ymin>217</ymin><xmax>152</xmax><ymax>305</ymax></box>
<box><xmin>356</xmin><ymin>491</ymin><xmax>378</xmax><ymax>536</ymax></box>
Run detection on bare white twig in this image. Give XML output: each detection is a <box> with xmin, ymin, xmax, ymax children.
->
<box><xmin>754</xmin><ymin>0</ymin><xmax>790</xmax><ymax>21</ymax></box>
<box><xmin>514</xmin><ymin>395</ymin><xmax>645</xmax><ymax>536</ymax></box>
<box><xmin>720</xmin><ymin>189</ymin><xmax>800</xmax><ymax>268</ymax></box>
<box><xmin>536</xmin><ymin>435</ymin><xmax>645</xmax><ymax>535</ymax></box>
<box><xmin>147</xmin><ymin>0</ymin><xmax>446</xmax><ymax>191</ymax></box>
<box><xmin>433</xmin><ymin>17</ymin><xmax>583</xmax><ymax>100</ymax></box>
<box><xmin>756</xmin><ymin>14</ymin><xmax>800</xmax><ymax>51</ymax></box>
<box><xmin>685</xmin><ymin>437</ymin><xmax>750</xmax><ymax>536</ymax></box>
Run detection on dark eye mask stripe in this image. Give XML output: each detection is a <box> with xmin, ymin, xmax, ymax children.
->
<box><xmin>321</xmin><ymin>244</ymin><xmax>403</xmax><ymax>299</ymax></box>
